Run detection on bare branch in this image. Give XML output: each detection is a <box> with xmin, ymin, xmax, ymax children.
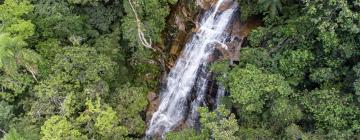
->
<box><xmin>128</xmin><ymin>0</ymin><xmax>153</xmax><ymax>49</ymax></box>
<box><xmin>0</xmin><ymin>128</ymin><xmax>6</xmax><ymax>134</ymax></box>
<box><xmin>25</xmin><ymin>64</ymin><xmax>38</xmax><ymax>82</ymax></box>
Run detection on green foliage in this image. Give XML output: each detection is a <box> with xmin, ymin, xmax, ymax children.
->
<box><xmin>0</xmin><ymin>0</ymin><xmax>161</xmax><ymax>139</ymax></box>
<box><xmin>30</xmin><ymin>0</ymin><xmax>92</xmax><ymax>40</ymax></box>
<box><xmin>258</xmin><ymin>0</ymin><xmax>283</xmax><ymax>16</ymax></box>
<box><xmin>236</xmin><ymin>0</ymin><xmax>261</xmax><ymax>20</ymax></box>
<box><xmin>237</xmin><ymin>0</ymin><xmax>288</xmax><ymax>20</ymax></box>
<box><xmin>0</xmin><ymin>0</ymin><xmax>38</xmax><ymax>74</ymax></box>
<box><xmin>237</xmin><ymin>48</ymin><xmax>275</xmax><ymax>71</ymax></box>
<box><xmin>121</xmin><ymin>1</ymin><xmax>140</xmax><ymax>47</ymax></box>
<box><xmin>198</xmin><ymin>105</ymin><xmax>239</xmax><ymax>140</ymax></box>
<box><xmin>236</xmin><ymin>0</ymin><xmax>360</xmax><ymax>137</ymax></box>
<box><xmin>2</xmin><ymin>128</ymin><xmax>25</xmax><ymax>140</ymax></box>
<box><xmin>168</xmin><ymin>0</ymin><xmax>178</xmax><ymax>5</ymax></box>
<box><xmin>0</xmin><ymin>0</ymin><xmax>33</xmax><ymax>19</ymax></box>
<box><xmin>111</xmin><ymin>84</ymin><xmax>148</xmax><ymax>136</ymax></box>
<box><xmin>165</xmin><ymin>129</ymin><xmax>207</xmax><ymax>140</ymax></box>
<box><xmin>270</xmin><ymin>98</ymin><xmax>303</xmax><ymax>126</ymax></box>
<box><xmin>0</xmin><ymin>71</ymin><xmax>34</xmax><ymax>100</ymax></box>
<box><xmin>94</xmin><ymin>107</ymin><xmax>127</xmax><ymax>138</ymax></box>
<box><xmin>302</xmin><ymin>89</ymin><xmax>358</xmax><ymax>131</ymax></box>
<box><xmin>80</xmin><ymin>2</ymin><xmax>123</xmax><ymax>33</ymax></box>
<box><xmin>278</xmin><ymin>49</ymin><xmax>314</xmax><ymax>84</ymax></box>
<box><xmin>283</xmin><ymin>124</ymin><xmax>310</xmax><ymax>140</ymax></box>
<box><xmin>210</xmin><ymin>60</ymin><xmax>230</xmax><ymax>85</ymax></box>
<box><xmin>0</xmin><ymin>0</ymin><xmax>34</xmax><ymax>39</ymax></box>
<box><xmin>68</xmin><ymin>0</ymin><xmax>102</xmax><ymax>5</ymax></box>
<box><xmin>210</xmin><ymin>60</ymin><xmax>230</xmax><ymax>74</ymax></box>
<box><xmin>129</xmin><ymin>47</ymin><xmax>160</xmax><ymax>88</ymax></box>
<box><xmin>31</xmin><ymin>45</ymin><xmax>115</xmax><ymax>120</ymax></box>
<box><xmin>41</xmin><ymin>116</ymin><xmax>86</xmax><ymax>140</ymax></box>
<box><xmin>1</xmin><ymin>0</ymin><xmax>360</xmax><ymax>139</ymax></box>
<box><xmin>0</xmin><ymin>34</ymin><xmax>25</xmax><ymax>74</ymax></box>
<box><xmin>122</xmin><ymin>0</ymin><xmax>171</xmax><ymax>47</ymax></box>
<box><xmin>238</xmin><ymin>127</ymin><xmax>273</xmax><ymax>140</ymax></box>
<box><xmin>9</xmin><ymin>117</ymin><xmax>41</xmax><ymax>140</ymax></box>
<box><xmin>0</xmin><ymin>0</ymin><xmax>40</xmax><ymax>102</ymax></box>
<box><xmin>353</xmin><ymin>63</ymin><xmax>360</xmax><ymax>103</ymax></box>
<box><xmin>0</xmin><ymin>34</ymin><xmax>41</xmax><ymax>76</ymax></box>
<box><xmin>76</xmin><ymin>98</ymin><xmax>128</xmax><ymax>139</ymax></box>
<box><xmin>225</xmin><ymin>64</ymin><xmax>303</xmax><ymax>136</ymax></box>
<box><xmin>0</xmin><ymin>101</ymin><xmax>13</xmax><ymax>132</ymax></box>
<box><xmin>310</xmin><ymin>68</ymin><xmax>338</xmax><ymax>84</ymax></box>
<box><xmin>229</xmin><ymin>64</ymin><xmax>292</xmax><ymax>114</ymax></box>
<box><xmin>248</xmin><ymin>27</ymin><xmax>266</xmax><ymax>47</ymax></box>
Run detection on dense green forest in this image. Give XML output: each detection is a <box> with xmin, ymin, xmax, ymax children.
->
<box><xmin>0</xmin><ymin>0</ymin><xmax>359</xmax><ymax>139</ymax></box>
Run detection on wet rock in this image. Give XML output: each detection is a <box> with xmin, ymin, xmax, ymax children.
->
<box><xmin>163</xmin><ymin>0</ymin><xmax>200</xmax><ymax>70</ymax></box>
<box><xmin>146</xmin><ymin>92</ymin><xmax>160</xmax><ymax>123</ymax></box>
<box><xmin>214</xmin><ymin>43</ymin><xmax>230</xmax><ymax>59</ymax></box>
<box><xmin>196</xmin><ymin>0</ymin><xmax>234</xmax><ymax>11</ymax></box>
<box><xmin>167</xmin><ymin>30</ymin><xmax>187</xmax><ymax>69</ymax></box>
<box><xmin>238</xmin><ymin>17</ymin><xmax>263</xmax><ymax>37</ymax></box>
<box><xmin>213</xmin><ymin>16</ymin><xmax>262</xmax><ymax>63</ymax></box>
<box><xmin>173</xmin><ymin>121</ymin><xmax>189</xmax><ymax>132</ymax></box>
<box><xmin>218</xmin><ymin>0</ymin><xmax>233</xmax><ymax>12</ymax></box>
<box><xmin>170</xmin><ymin>31</ymin><xmax>187</xmax><ymax>56</ymax></box>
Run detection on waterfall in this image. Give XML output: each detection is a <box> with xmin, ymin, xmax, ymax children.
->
<box><xmin>146</xmin><ymin>0</ymin><xmax>238</xmax><ymax>138</ymax></box>
<box><xmin>186</xmin><ymin>65</ymin><xmax>210</xmax><ymax>130</ymax></box>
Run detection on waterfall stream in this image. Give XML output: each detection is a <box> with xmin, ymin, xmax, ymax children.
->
<box><xmin>146</xmin><ymin>0</ymin><xmax>238</xmax><ymax>138</ymax></box>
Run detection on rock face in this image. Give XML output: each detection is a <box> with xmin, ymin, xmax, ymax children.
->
<box><xmin>146</xmin><ymin>92</ymin><xmax>160</xmax><ymax>123</ymax></box>
<box><xmin>145</xmin><ymin>0</ymin><xmax>262</xmax><ymax>135</ymax></box>
<box><xmin>218</xmin><ymin>0</ymin><xmax>233</xmax><ymax>12</ymax></box>
<box><xmin>196</xmin><ymin>0</ymin><xmax>233</xmax><ymax>11</ymax></box>
<box><xmin>164</xmin><ymin>0</ymin><xmax>200</xmax><ymax>70</ymax></box>
<box><xmin>214</xmin><ymin>16</ymin><xmax>262</xmax><ymax>64</ymax></box>
<box><xmin>196</xmin><ymin>0</ymin><xmax>217</xmax><ymax>10</ymax></box>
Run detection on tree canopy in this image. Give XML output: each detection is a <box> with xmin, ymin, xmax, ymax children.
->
<box><xmin>0</xmin><ymin>0</ymin><xmax>359</xmax><ymax>139</ymax></box>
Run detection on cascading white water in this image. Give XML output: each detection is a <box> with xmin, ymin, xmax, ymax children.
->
<box><xmin>146</xmin><ymin>0</ymin><xmax>238</xmax><ymax>137</ymax></box>
<box><xmin>186</xmin><ymin>65</ymin><xmax>210</xmax><ymax>129</ymax></box>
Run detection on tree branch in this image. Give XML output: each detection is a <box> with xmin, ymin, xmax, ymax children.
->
<box><xmin>0</xmin><ymin>128</ymin><xmax>6</xmax><ymax>134</ymax></box>
<box><xmin>128</xmin><ymin>0</ymin><xmax>153</xmax><ymax>50</ymax></box>
<box><xmin>26</xmin><ymin>65</ymin><xmax>38</xmax><ymax>82</ymax></box>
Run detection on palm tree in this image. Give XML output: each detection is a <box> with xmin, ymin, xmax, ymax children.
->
<box><xmin>258</xmin><ymin>0</ymin><xmax>283</xmax><ymax>16</ymax></box>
